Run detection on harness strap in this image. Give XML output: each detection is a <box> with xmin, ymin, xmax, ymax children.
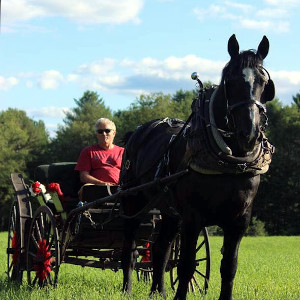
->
<box><xmin>228</xmin><ymin>99</ymin><xmax>266</xmax><ymax>113</ymax></box>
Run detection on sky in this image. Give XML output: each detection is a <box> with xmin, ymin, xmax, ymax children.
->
<box><xmin>1</xmin><ymin>0</ymin><xmax>300</xmax><ymax>137</ymax></box>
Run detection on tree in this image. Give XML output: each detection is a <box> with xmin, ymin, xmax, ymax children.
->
<box><xmin>292</xmin><ymin>91</ymin><xmax>300</xmax><ymax>110</ymax></box>
<box><xmin>254</xmin><ymin>99</ymin><xmax>300</xmax><ymax>234</ymax></box>
<box><xmin>50</xmin><ymin>91</ymin><xmax>113</xmax><ymax>162</ymax></box>
<box><xmin>115</xmin><ymin>89</ymin><xmax>198</xmax><ymax>142</ymax></box>
<box><xmin>0</xmin><ymin>108</ymin><xmax>49</xmax><ymax>229</ymax></box>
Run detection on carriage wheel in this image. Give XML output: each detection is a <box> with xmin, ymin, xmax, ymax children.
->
<box><xmin>169</xmin><ymin>227</ymin><xmax>210</xmax><ymax>294</ymax></box>
<box><xmin>7</xmin><ymin>201</ymin><xmax>23</xmax><ymax>282</ymax></box>
<box><xmin>26</xmin><ymin>206</ymin><xmax>60</xmax><ymax>287</ymax></box>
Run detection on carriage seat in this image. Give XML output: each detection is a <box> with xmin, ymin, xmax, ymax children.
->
<box><xmin>34</xmin><ymin>162</ymin><xmax>81</xmax><ymax>199</ymax></box>
<box><xmin>34</xmin><ymin>162</ymin><xmax>119</xmax><ymax>211</ymax></box>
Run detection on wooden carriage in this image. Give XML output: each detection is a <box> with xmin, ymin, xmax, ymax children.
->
<box><xmin>7</xmin><ymin>162</ymin><xmax>210</xmax><ymax>293</ymax></box>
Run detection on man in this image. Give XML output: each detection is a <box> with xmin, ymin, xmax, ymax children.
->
<box><xmin>75</xmin><ymin>118</ymin><xmax>124</xmax><ymax>186</ymax></box>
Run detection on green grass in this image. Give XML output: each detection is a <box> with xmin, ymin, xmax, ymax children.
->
<box><xmin>0</xmin><ymin>232</ymin><xmax>299</xmax><ymax>299</ymax></box>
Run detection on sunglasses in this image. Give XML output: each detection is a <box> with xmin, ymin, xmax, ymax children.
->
<box><xmin>97</xmin><ymin>129</ymin><xmax>113</xmax><ymax>134</ymax></box>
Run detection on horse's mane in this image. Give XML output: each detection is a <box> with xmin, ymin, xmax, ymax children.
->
<box><xmin>222</xmin><ymin>50</ymin><xmax>263</xmax><ymax>79</ymax></box>
<box><xmin>120</xmin><ymin>131</ymin><xmax>134</xmax><ymax>146</ymax></box>
<box><xmin>120</xmin><ymin>119</ymin><xmax>161</xmax><ymax>147</ymax></box>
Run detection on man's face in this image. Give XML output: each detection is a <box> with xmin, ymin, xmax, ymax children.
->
<box><xmin>96</xmin><ymin>122</ymin><xmax>116</xmax><ymax>149</ymax></box>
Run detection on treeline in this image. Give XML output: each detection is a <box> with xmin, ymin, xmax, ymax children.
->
<box><xmin>0</xmin><ymin>90</ymin><xmax>299</xmax><ymax>235</ymax></box>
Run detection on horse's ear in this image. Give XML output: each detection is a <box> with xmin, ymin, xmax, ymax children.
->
<box><xmin>257</xmin><ymin>36</ymin><xmax>269</xmax><ymax>60</ymax></box>
<box><xmin>228</xmin><ymin>34</ymin><xmax>239</xmax><ymax>58</ymax></box>
<box><xmin>262</xmin><ymin>79</ymin><xmax>275</xmax><ymax>103</ymax></box>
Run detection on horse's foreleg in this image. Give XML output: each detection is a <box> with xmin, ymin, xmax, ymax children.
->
<box><xmin>121</xmin><ymin>220</ymin><xmax>139</xmax><ymax>294</ymax></box>
<box><xmin>173</xmin><ymin>222</ymin><xmax>200</xmax><ymax>300</ymax></box>
<box><xmin>151</xmin><ymin>214</ymin><xmax>181</xmax><ymax>298</ymax></box>
<box><xmin>219</xmin><ymin>229</ymin><xmax>244</xmax><ymax>300</ymax></box>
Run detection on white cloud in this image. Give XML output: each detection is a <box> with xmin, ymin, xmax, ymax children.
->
<box><xmin>240</xmin><ymin>19</ymin><xmax>290</xmax><ymax>33</ymax></box>
<box><xmin>272</xmin><ymin>71</ymin><xmax>300</xmax><ymax>86</ymax></box>
<box><xmin>264</xmin><ymin>0</ymin><xmax>299</xmax><ymax>7</ymax></box>
<box><xmin>0</xmin><ymin>76</ymin><xmax>19</xmax><ymax>90</ymax></box>
<box><xmin>77</xmin><ymin>58</ymin><xmax>116</xmax><ymax>75</ymax></box>
<box><xmin>3</xmin><ymin>0</ymin><xmax>144</xmax><ymax>26</ymax></box>
<box><xmin>66</xmin><ymin>74</ymin><xmax>79</xmax><ymax>82</ymax></box>
<box><xmin>3</xmin><ymin>0</ymin><xmax>47</xmax><ymax>24</ymax></box>
<box><xmin>223</xmin><ymin>1</ymin><xmax>253</xmax><ymax>13</ymax></box>
<box><xmin>262</xmin><ymin>70</ymin><xmax>300</xmax><ymax>103</ymax></box>
<box><xmin>193</xmin><ymin>1</ymin><xmax>295</xmax><ymax>34</ymax></box>
<box><xmin>119</xmin><ymin>55</ymin><xmax>224</xmax><ymax>81</ymax></box>
<box><xmin>70</xmin><ymin>56</ymin><xmax>300</xmax><ymax>106</ymax></box>
<box><xmin>26</xmin><ymin>106</ymin><xmax>70</xmax><ymax>118</ymax></box>
<box><xmin>257</xmin><ymin>8</ymin><xmax>288</xmax><ymax>19</ymax></box>
<box><xmin>2</xmin><ymin>55</ymin><xmax>299</xmax><ymax>107</ymax></box>
<box><xmin>194</xmin><ymin>5</ymin><xmax>226</xmax><ymax>21</ymax></box>
<box><xmin>38</xmin><ymin>70</ymin><xmax>64</xmax><ymax>90</ymax></box>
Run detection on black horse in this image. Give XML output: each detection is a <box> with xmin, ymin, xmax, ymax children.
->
<box><xmin>120</xmin><ymin>34</ymin><xmax>275</xmax><ymax>300</ymax></box>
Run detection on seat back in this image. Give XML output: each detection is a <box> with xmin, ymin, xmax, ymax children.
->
<box><xmin>34</xmin><ymin>162</ymin><xmax>81</xmax><ymax>198</ymax></box>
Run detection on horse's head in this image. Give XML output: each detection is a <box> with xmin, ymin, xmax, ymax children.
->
<box><xmin>221</xmin><ymin>34</ymin><xmax>275</xmax><ymax>154</ymax></box>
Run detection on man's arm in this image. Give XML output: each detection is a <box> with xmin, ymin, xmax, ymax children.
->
<box><xmin>79</xmin><ymin>171</ymin><xmax>109</xmax><ymax>185</ymax></box>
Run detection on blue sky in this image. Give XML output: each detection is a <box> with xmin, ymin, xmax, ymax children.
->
<box><xmin>1</xmin><ymin>0</ymin><xmax>300</xmax><ymax>137</ymax></box>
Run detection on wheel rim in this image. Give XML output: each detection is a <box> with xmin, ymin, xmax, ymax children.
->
<box><xmin>27</xmin><ymin>206</ymin><xmax>60</xmax><ymax>287</ymax></box>
<box><xmin>7</xmin><ymin>201</ymin><xmax>23</xmax><ymax>282</ymax></box>
<box><xmin>170</xmin><ymin>228</ymin><xmax>210</xmax><ymax>294</ymax></box>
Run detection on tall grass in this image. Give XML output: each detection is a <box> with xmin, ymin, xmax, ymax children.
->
<box><xmin>0</xmin><ymin>232</ymin><xmax>299</xmax><ymax>299</ymax></box>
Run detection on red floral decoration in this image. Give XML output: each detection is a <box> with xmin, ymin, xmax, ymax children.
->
<box><xmin>34</xmin><ymin>239</ymin><xmax>52</xmax><ymax>282</ymax></box>
<box><xmin>141</xmin><ymin>242</ymin><xmax>151</xmax><ymax>262</ymax></box>
<box><xmin>12</xmin><ymin>231</ymin><xmax>20</xmax><ymax>267</ymax></box>
<box><xmin>31</xmin><ymin>181</ymin><xmax>42</xmax><ymax>195</ymax></box>
<box><xmin>48</xmin><ymin>182</ymin><xmax>69</xmax><ymax>201</ymax></box>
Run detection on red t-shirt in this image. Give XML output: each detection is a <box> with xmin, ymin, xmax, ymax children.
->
<box><xmin>75</xmin><ymin>144</ymin><xmax>124</xmax><ymax>184</ymax></box>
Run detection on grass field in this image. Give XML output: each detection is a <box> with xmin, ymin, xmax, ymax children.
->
<box><xmin>0</xmin><ymin>232</ymin><xmax>299</xmax><ymax>300</ymax></box>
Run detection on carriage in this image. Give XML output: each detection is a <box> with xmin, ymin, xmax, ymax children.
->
<box><xmin>7</xmin><ymin>161</ymin><xmax>211</xmax><ymax>293</ymax></box>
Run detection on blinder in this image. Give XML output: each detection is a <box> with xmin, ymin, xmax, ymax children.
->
<box><xmin>261</xmin><ymin>67</ymin><xmax>275</xmax><ymax>103</ymax></box>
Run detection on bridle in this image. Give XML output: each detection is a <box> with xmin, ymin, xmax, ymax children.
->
<box><xmin>222</xmin><ymin>66</ymin><xmax>270</xmax><ymax>134</ymax></box>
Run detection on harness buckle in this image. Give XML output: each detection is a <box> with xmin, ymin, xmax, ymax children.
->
<box><xmin>218</xmin><ymin>160</ymin><xmax>226</xmax><ymax>167</ymax></box>
<box><xmin>125</xmin><ymin>159</ymin><xmax>131</xmax><ymax>170</ymax></box>
<box><xmin>237</xmin><ymin>163</ymin><xmax>248</xmax><ymax>172</ymax></box>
